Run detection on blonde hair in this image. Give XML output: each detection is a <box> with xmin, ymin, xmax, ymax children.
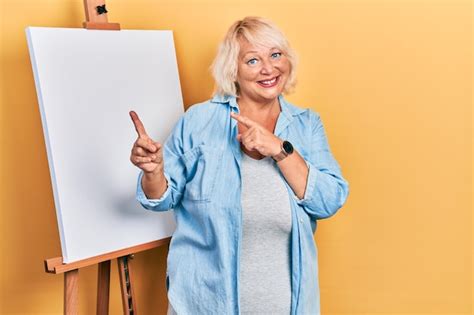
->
<box><xmin>210</xmin><ymin>16</ymin><xmax>298</xmax><ymax>97</ymax></box>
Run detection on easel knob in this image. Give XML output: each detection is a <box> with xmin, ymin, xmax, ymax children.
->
<box><xmin>96</xmin><ymin>4</ymin><xmax>108</xmax><ymax>15</ymax></box>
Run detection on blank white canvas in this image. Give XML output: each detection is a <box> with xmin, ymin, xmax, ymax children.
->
<box><xmin>25</xmin><ymin>27</ymin><xmax>182</xmax><ymax>263</ymax></box>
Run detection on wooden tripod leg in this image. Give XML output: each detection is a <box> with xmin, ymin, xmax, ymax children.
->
<box><xmin>64</xmin><ymin>269</ymin><xmax>79</xmax><ymax>315</ymax></box>
<box><xmin>118</xmin><ymin>255</ymin><xmax>137</xmax><ymax>315</ymax></box>
<box><xmin>97</xmin><ymin>260</ymin><xmax>111</xmax><ymax>315</ymax></box>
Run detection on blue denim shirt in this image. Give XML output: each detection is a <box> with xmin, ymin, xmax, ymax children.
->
<box><xmin>136</xmin><ymin>94</ymin><xmax>349</xmax><ymax>315</ymax></box>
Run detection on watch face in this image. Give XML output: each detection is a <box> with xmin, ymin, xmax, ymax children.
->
<box><xmin>283</xmin><ymin>140</ymin><xmax>294</xmax><ymax>154</ymax></box>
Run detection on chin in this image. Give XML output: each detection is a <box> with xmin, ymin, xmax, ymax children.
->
<box><xmin>257</xmin><ymin>89</ymin><xmax>282</xmax><ymax>101</ymax></box>
<box><xmin>260</xmin><ymin>94</ymin><xmax>280</xmax><ymax>102</ymax></box>
<box><xmin>255</xmin><ymin>82</ymin><xmax>286</xmax><ymax>101</ymax></box>
<box><xmin>240</xmin><ymin>84</ymin><xmax>285</xmax><ymax>103</ymax></box>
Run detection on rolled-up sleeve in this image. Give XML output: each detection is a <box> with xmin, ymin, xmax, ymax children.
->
<box><xmin>135</xmin><ymin>115</ymin><xmax>188</xmax><ymax>212</ymax></box>
<box><xmin>293</xmin><ymin>111</ymin><xmax>350</xmax><ymax>220</ymax></box>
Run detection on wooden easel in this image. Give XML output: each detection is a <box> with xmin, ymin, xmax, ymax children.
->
<box><xmin>44</xmin><ymin>2</ymin><xmax>171</xmax><ymax>314</ymax></box>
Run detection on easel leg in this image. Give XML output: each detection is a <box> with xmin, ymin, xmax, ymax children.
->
<box><xmin>118</xmin><ymin>255</ymin><xmax>137</xmax><ymax>315</ymax></box>
<box><xmin>97</xmin><ymin>260</ymin><xmax>111</xmax><ymax>315</ymax></box>
<box><xmin>64</xmin><ymin>269</ymin><xmax>79</xmax><ymax>315</ymax></box>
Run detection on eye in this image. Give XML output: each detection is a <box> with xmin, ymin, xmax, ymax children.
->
<box><xmin>246</xmin><ymin>58</ymin><xmax>258</xmax><ymax>65</ymax></box>
<box><xmin>271</xmin><ymin>52</ymin><xmax>282</xmax><ymax>59</ymax></box>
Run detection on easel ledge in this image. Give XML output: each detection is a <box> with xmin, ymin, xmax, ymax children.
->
<box><xmin>45</xmin><ymin>237</ymin><xmax>171</xmax><ymax>315</ymax></box>
<box><xmin>44</xmin><ymin>238</ymin><xmax>171</xmax><ymax>274</ymax></box>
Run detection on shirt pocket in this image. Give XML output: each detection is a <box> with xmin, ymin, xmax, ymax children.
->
<box><xmin>181</xmin><ymin>144</ymin><xmax>222</xmax><ymax>202</ymax></box>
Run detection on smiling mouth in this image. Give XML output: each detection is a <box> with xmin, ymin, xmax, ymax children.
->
<box><xmin>257</xmin><ymin>75</ymin><xmax>280</xmax><ymax>88</ymax></box>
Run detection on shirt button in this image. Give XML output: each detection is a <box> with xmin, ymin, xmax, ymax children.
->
<box><xmin>299</xmin><ymin>218</ymin><xmax>303</xmax><ymax>223</ymax></box>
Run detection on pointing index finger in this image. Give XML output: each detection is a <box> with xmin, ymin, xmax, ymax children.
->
<box><xmin>129</xmin><ymin>110</ymin><xmax>149</xmax><ymax>138</ymax></box>
<box><xmin>230</xmin><ymin>112</ymin><xmax>255</xmax><ymax>128</ymax></box>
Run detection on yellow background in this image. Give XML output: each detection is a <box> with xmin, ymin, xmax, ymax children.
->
<box><xmin>0</xmin><ymin>0</ymin><xmax>472</xmax><ymax>314</ymax></box>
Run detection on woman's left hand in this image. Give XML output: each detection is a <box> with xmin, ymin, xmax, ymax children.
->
<box><xmin>230</xmin><ymin>112</ymin><xmax>282</xmax><ymax>157</ymax></box>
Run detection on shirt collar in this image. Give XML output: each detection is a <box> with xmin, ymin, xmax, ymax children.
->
<box><xmin>210</xmin><ymin>94</ymin><xmax>306</xmax><ymax>119</ymax></box>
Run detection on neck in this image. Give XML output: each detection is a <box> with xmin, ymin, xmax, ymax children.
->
<box><xmin>237</xmin><ymin>95</ymin><xmax>280</xmax><ymax>116</ymax></box>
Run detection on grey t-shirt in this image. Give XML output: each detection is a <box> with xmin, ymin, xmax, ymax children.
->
<box><xmin>239</xmin><ymin>153</ymin><xmax>292</xmax><ymax>314</ymax></box>
<box><xmin>166</xmin><ymin>153</ymin><xmax>293</xmax><ymax>315</ymax></box>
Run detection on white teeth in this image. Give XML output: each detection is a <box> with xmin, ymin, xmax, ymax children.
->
<box><xmin>260</xmin><ymin>77</ymin><xmax>277</xmax><ymax>85</ymax></box>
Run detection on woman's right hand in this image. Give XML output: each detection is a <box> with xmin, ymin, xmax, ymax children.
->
<box><xmin>129</xmin><ymin>111</ymin><xmax>163</xmax><ymax>175</ymax></box>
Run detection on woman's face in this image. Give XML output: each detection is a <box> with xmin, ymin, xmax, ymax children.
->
<box><xmin>236</xmin><ymin>39</ymin><xmax>290</xmax><ymax>104</ymax></box>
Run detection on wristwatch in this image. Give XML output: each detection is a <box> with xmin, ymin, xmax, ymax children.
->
<box><xmin>272</xmin><ymin>140</ymin><xmax>294</xmax><ymax>162</ymax></box>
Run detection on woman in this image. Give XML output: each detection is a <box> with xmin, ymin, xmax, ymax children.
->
<box><xmin>130</xmin><ymin>16</ymin><xmax>349</xmax><ymax>315</ymax></box>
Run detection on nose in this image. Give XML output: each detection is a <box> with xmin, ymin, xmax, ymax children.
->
<box><xmin>260</xmin><ymin>58</ymin><xmax>274</xmax><ymax>75</ymax></box>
